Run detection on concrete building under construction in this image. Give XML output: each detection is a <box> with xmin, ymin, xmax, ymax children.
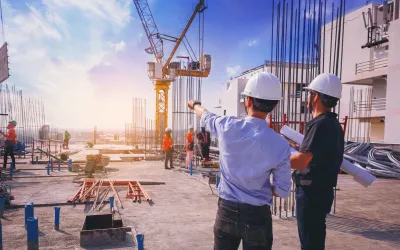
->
<box><xmin>218</xmin><ymin>1</ymin><xmax>400</xmax><ymax>145</ymax></box>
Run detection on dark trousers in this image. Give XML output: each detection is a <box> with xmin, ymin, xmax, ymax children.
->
<box><xmin>3</xmin><ymin>145</ymin><xmax>15</xmax><ymax>169</ymax></box>
<box><xmin>214</xmin><ymin>198</ymin><xmax>273</xmax><ymax>250</ymax></box>
<box><xmin>201</xmin><ymin>143</ymin><xmax>210</xmax><ymax>159</ymax></box>
<box><xmin>296</xmin><ymin>186</ymin><xmax>334</xmax><ymax>250</ymax></box>
<box><xmin>164</xmin><ymin>150</ymin><xmax>173</xmax><ymax>168</ymax></box>
<box><xmin>63</xmin><ymin>139</ymin><xmax>69</xmax><ymax>149</ymax></box>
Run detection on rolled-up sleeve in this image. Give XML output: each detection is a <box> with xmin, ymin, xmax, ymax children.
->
<box><xmin>271</xmin><ymin>146</ymin><xmax>292</xmax><ymax>198</ymax></box>
<box><xmin>201</xmin><ymin>111</ymin><xmax>222</xmax><ymax>138</ymax></box>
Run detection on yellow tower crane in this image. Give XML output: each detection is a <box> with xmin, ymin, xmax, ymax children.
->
<box><xmin>133</xmin><ymin>0</ymin><xmax>211</xmax><ymax>147</ymax></box>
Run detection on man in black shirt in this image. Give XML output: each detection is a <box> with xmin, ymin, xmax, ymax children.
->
<box><xmin>290</xmin><ymin>73</ymin><xmax>344</xmax><ymax>250</ymax></box>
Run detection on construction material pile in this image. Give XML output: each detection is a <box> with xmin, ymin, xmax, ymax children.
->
<box><xmin>68</xmin><ymin>179</ymin><xmax>154</xmax><ymax>211</ymax></box>
<box><xmin>344</xmin><ymin>143</ymin><xmax>400</xmax><ymax>179</ymax></box>
<box><xmin>0</xmin><ymin>183</ymin><xmax>13</xmax><ymax>205</ymax></box>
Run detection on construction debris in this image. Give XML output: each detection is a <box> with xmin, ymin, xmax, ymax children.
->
<box><xmin>344</xmin><ymin>143</ymin><xmax>400</xmax><ymax>179</ymax></box>
<box><xmin>68</xmin><ymin>179</ymin><xmax>157</xmax><ymax>210</ymax></box>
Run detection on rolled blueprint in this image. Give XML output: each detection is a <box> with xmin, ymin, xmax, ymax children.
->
<box><xmin>280</xmin><ymin>125</ymin><xmax>376</xmax><ymax>188</ymax></box>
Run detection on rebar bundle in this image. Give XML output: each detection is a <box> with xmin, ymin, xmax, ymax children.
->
<box><xmin>172</xmin><ymin>75</ymin><xmax>202</xmax><ymax>158</ymax></box>
<box><xmin>268</xmin><ymin>0</ymin><xmax>347</xmax><ymax>218</ymax></box>
<box><xmin>268</xmin><ymin>0</ymin><xmax>346</xmax><ymax>134</ymax></box>
<box><xmin>0</xmin><ymin>84</ymin><xmax>46</xmax><ymax>144</ymax></box>
<box><xmin>125</xmin><ymin>97</ymin><xmax>162</xmax><ymax>157</ymax></box>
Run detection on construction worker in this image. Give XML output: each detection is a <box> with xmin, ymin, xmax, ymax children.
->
<box><xmin>200</xmin><ymin>127</ymin><xmax>211</xmax><ymax>162</ymax></box>
<box><xmin>188</xmin><ymin>72</ymin><xmax>291</xmax><ymax>250</ymax></box>
<box><xmin>186</xmin><ymin>125</ymin><xmax>194</xmax><ymax>169</ymax></box>
<box><xmin>162</xmin><ymin>127</ymin><xmax>174</xmax><ymax>169</ymax></box>
<box><xmin>63</xmin><ymin>130</ymin><xmax>71</xmax><ymax>149</ymax></box>
<box><xmin>1</xmin><ymin>120</ymin><xmax>17</xmax><ymax>170</ymax></box>
<box><xmin>290</xmin><ymin>73</ymin><xmax>344</xmax><ymax>250</ymax></box>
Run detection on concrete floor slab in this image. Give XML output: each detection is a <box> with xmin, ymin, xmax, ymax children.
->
<box><xmin>1</xmin><ymin>161</ymin><xmax>400</xmax><ymax>249</ymax></box>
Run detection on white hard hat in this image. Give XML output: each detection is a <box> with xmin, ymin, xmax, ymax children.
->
<box><xmin>165</xmin><ymin>127</ymin><xmax>172</xmax><ymax>132</ymax></box>
<box><xmin>241</xmin><ymin>72</ymin><xmax>281</xmax><ymax>100</ymax></box>
<box><xmin>304</xmin><ymin>73</ymin><xmax>342</xmax><ymax>98</ymax></box>
<box><xmin>188</xmin><ymin>125</ymin><xmax>193</xmax><ymax>130</ymax></box>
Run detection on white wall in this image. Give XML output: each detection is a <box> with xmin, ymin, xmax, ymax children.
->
<box><xmin>220</xmin><ymin>78</ymin><xmax>248</xmax><ymax>117</ymax></box>
<box><xmin>384</xmin><ymin>19</ymin><xmax>400</xmax><ymax>144</ymax></box>
<box><xmin>322</xmin><ymin>4</ymin><xmax>389</xmax><ymax>84</ymax></box>
<box><xmin>372</xmin><ymin>78</ymin><xmax>387</xmax><ymax>99</ymax></box>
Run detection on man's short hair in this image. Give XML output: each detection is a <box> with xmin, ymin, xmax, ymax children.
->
<box><xmin>250</xmin><ymin>97</ymin><xmax>279</xmax><ymax>113</ymax></box>
<box><xmin>318</xmin><ymin>92</ymin><xmax>339</xmax><ymax>108</ymax></box>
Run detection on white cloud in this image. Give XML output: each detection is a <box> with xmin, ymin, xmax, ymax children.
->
<box><xmin>110</xmin><ymin>41</ymin><xmax>126</xmax><ymax>52</ymax></box>
<box><xmin>42</xmin><ymin>0</ymin><xmax>132</xmax><ymax>26</ymax></box>
<box><xmin>10</xmin><ymin>4</ymin><xmax>62</xmax><ymax>41</ymax></box>
<box><xmin>226</xmin><ymin>65</ymin><xmax>241</xmax><ymax>77</ymax></box>
<box><xmin>248</xmin><ymin>39</ymin><xmax>258</xmax><ymax>47</ymax></box>
<box><xmin>2</xmin><ymin>0</ymin><xmax>141</xmax><ymax>129</ymax></box>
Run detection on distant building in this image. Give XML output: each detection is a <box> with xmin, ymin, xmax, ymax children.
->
<box><xmin>218</xmin><ymin>61</ymin><xmax>310</xmax><ymax>120</ymax></box>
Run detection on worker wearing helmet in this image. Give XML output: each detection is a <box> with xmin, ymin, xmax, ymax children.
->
<box><xmin>1</xmin><ymin>120</ymin><xmax>18</xmax><ymax>170</ymax></box>
<box><xmin>63</xmin><ymin>130</ymin><xmax>71</xmax><ymax>149</ymax></box>
<box><xmin>162</xmin><ymin>127</ymin><xmax>174</xmax><ymax>169</ymax></box>
<box><xmin>290</xmin><ymin>73</ymin><xmax>344</xmax><ymax>250</ymax></box>
<box><xmin>185</xmin><ymin>125</ymin><xmax>194</xmax><ymax>169</ymax></box>
<box><xmin>188</xmin><ymin>72</ymin><xmax>291</xmax><ymax>250</ymax></box>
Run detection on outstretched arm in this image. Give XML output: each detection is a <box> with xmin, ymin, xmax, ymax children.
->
<box><xmin>188</xmin><ymin>100</ymin><xmax>206</xmax><ymax>118</ymax></box>
<box><xmin>187</xmin><ymin>100</ymin><xmax>228</xmax><ymax>138</ymax></box>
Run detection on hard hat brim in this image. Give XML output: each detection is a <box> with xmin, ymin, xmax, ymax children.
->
<box><xmin>241</xmin><ymin>92</ymin><xmax>282</xmax><ymax>101</ymax></box>
<box><xmin>303</xmin><ymin>86</ymin><xmax>341</xmax><ymax>98</ymax></box>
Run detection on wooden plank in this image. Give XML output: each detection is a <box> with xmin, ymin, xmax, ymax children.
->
<box><xmin>97</xmin><ymin>185</ymin><xmax>112</xmax><ymax>211</ymax></box>
<box><xmin>80</xmin><ymin>180</ymin><xmax>100</xmax><ymax>202</ymax></box>
<box><xmin>78</xmin><ymin>181</ymin><xmax>87</xmax><ymax>200</ymax></box>
<box><xmin>126</xmin><ymin>182</ymin><xmax>132</xmax><ymax>198</ymax></box>
<box><xmin>126</xmin><ymin>185</ymin><xmax>129</xmax><ymax>198</ymax></box>
<box><xmin>137</xmin><ymin>181</ymin><xmax>151</xmax><ymax>201</ymax></box>
<box><xmin>80</xmin><ymin>179</ymin><xmax>165</xmax><ymax>186</ymax></box>
<box><xmin>110</xmin><ymin>181</ymin><xmax>124</xmax><ymax>209</ymax></box>
<box><xmin>68</xmin><ymin>185</ymin><xmax>83</xmax><ymax>203</ymax></box>
<box><xmin>92</xmin><ymin>180</ymin><xmax>103</xmax><ymax>210</ymax></box>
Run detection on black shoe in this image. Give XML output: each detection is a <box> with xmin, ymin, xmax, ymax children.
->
<box><xmin>170</xmin><ymin>166</ymin><xmax>175</xmax><ymax>169</ymax></box>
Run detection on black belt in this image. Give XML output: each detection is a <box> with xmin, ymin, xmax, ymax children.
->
<box><xmin>292</xmin><ymin>171</ymin><xmax>312</xmax><ymax>186</ymax></box>
<box><xmin>218</xmin><ymin>198</ymin><xmax>270</xmax><ymax>211</ymax></box>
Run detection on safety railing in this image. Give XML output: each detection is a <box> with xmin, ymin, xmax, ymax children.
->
<box><xmin>354</xmin><ymin>98</ymin><xmax>386</xmax><ymax>112</ymax></box>
<box><xmin>355</xmin><ymin>57</ymin><xmax>388</xmax><ymax>74</ymax></box>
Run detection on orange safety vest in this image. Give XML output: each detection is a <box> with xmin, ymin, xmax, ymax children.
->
<box><xmin>3</xmin><ymin>128</ymin><xmax>17</xmax><ymax>144</ymax></box>
<box><xmin>186</xmin><ymin>132</ymin><xmax>194</xmax><ymax>152</ymax></box>
<box><xmin>162</xmin><ymin>135</ymin><xmax>173</xmax><ymax>151</ymax></box>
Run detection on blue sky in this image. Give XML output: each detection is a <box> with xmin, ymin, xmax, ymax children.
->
<box><xmin>2</xmin><ymin>0</ymin><xmax>381</xmax><ymax>129</ymax></box>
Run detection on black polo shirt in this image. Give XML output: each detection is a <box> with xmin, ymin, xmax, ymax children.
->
<box><xmin>297</xmin><ymin>112</ymin><xmax>344</xmax><ymax>188</ymax></box>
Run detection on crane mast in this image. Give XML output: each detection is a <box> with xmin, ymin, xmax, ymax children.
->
<box><xmin>133</xmin><ymin>0</ymin><xmax>211</xmax><ymax>148</ymax></box>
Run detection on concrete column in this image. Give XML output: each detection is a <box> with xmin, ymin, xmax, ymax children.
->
<box><xmin>384</xmin><ymin>19</ymin><xmax>400</xmax><ymax>143</ymax></box>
